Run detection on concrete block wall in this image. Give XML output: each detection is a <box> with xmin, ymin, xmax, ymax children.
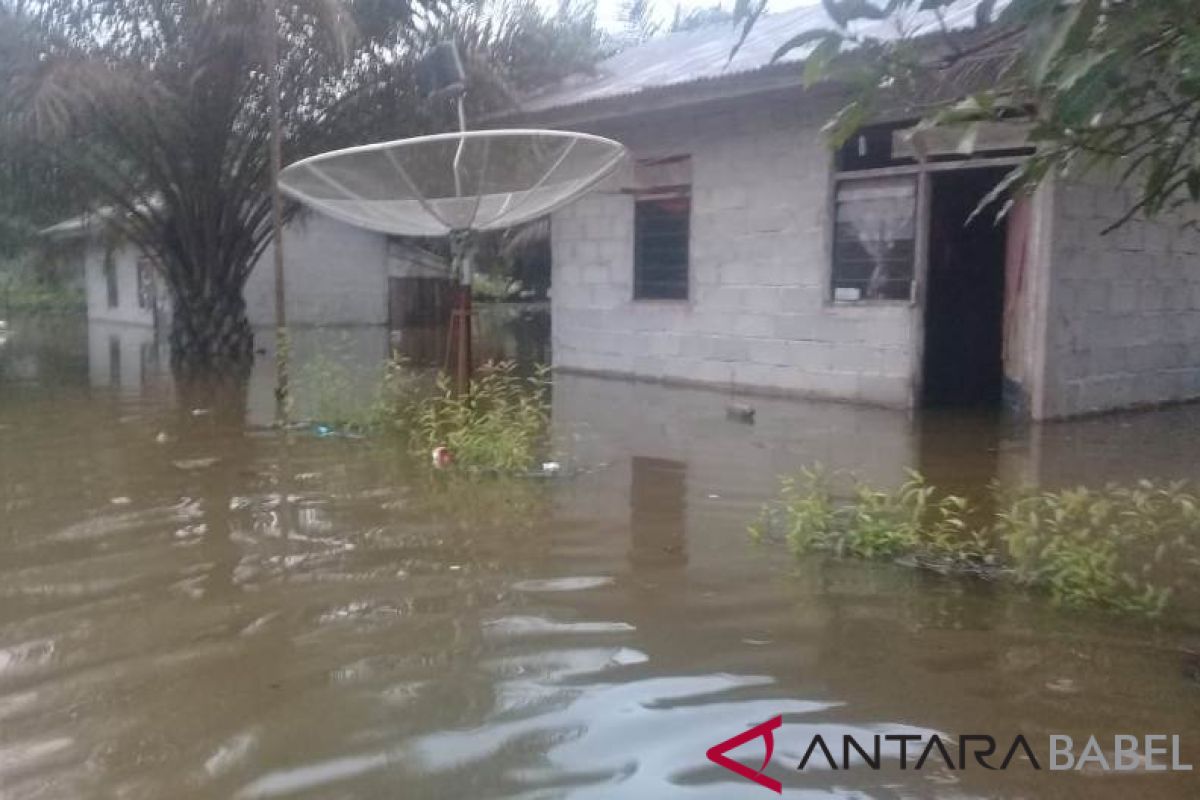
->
<box><xmin>549</xmin><ymin>93</ymin><xmax>918</xmax><ymax>407</ymax></box>
<box><xmin>1041</xmin><ymin>173</ymin><xmax>1200</xmax><ymax>417</ymax></box>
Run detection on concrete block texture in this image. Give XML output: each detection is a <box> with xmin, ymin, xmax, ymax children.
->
<box><xmin>1042</xmin><ymin>172</ymin><xmax>1200</xmax><ymax>417</ymax></box>
<box><xmin>548</xmin><ymin>95</ymin><xmax>917</xmax><ymax>408</ymax></box>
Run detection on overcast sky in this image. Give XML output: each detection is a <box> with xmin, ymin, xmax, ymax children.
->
<box><xmin>552</xmin><ymin>0</ymin><xmax>819</xmax><ymax>33</ymax></box>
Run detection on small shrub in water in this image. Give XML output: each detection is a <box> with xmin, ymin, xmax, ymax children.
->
<box><xmin>995</xmin><ymin>481</ymin><xmax>1197</xmax><ymax>615</ymax></box>
<box><xmin>409</xmin><ymin>362</ymin><xmax>551</xmax><ymax>472</ymax></box>
<box><xmin>752</xmin><ymin>468</ymin><xmax>989</xmax><ymax>564</ymax></box>
<box><xmin>298</xmin><ymin>352</ymin><xmax>553</xmax><ymax>473</ymax></box>
<box><xmin>754</xmin><ymin>468</ymin><xmax>1200</xmax><ymax>616</ymax></box>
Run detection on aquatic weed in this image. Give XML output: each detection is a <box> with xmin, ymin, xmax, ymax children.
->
<box><xmin>299</xmin><ymin>350</ymin><xmax>552</xmax><ymax>473</ymax></box>
<box><xmin>753</xmin><ymin>468</ymin><xmax>1200</xmax><ymax>617</ymax></box>
<box><xmin>995</xmin><ymin>481</ymin><xmax>1198</xmax><ymax>615</ymax></box>
<box><xmin>409</xmin><ymin>362</ymin><xmax>551</xmax><ymax>472</ymax></box>
<box><xmin>753</xmin><ymin>468</ymin><xmax>988</xmax><ymax>563</ymax></box>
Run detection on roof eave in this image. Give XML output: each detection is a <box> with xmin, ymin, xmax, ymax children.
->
<box><xmin>488</xmin><ymin>62</ymin><xmax>834</xmax><ymax>128</ymax></box>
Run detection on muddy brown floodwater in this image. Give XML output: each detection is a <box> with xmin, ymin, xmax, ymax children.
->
<box><xmin>1</xmin><ymin>314</ymin><xmax>1199</xmax><ymax>799</ymax></box>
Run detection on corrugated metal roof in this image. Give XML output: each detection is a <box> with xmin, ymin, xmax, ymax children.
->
<box><xmin>519</xmin><ymin>0</ymin><xmax>987</xmax><ymax>116</ymax></box>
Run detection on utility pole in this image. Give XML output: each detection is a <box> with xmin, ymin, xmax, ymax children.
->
<box><xmin>265</xmin><ymin>0</ymin><xmax>290</xmax><ymax>424</ymax></box>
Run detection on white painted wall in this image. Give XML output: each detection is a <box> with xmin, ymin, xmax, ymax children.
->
<box><xmin>83</xmin><ymin>211</ymin><xmax>389</xmax><ymax>329</ymax></box>
<box><xmin>87</xmin><ymin>320</ymin><xmax>166</xmax><ymax>390</ymax></box>
<box><xmin>1038</xmin><ymin>172</ymin><xmax>1200</xmax><ymax>418</ymax></box>
<box><xmin>549</xmin><ymin>93</ymin><xmax>918</xmax><ymax>408</ymax></box>
<box><xmin>84</xmin><ymin>239</ymin><xmax>158</xmax><ymax>326</ymax></box>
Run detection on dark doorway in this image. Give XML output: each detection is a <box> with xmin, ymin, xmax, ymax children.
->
<box><xmin>922</xmin><ymin>167</ymin><xmax>1011</xmax><ymax>407</ymax></box>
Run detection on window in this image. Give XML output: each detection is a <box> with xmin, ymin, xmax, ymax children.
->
<box><xmin>103</xmin><ymin>247</ymin><xmax>119</xmax><ymax>308</ymax></box>
<box><xmin>136</xmin><ymin>257</ymin><xmax>155</xmax><ymax>310</ymax></box>
<box><xmin>831</xmin><ymin>176</ymin><xmax>917</xmax><ymax>302</ymax></box>
<box><xmin>633</xmin><ymin>156</ymin><xmax>690</xmax><ymax>300</ymax></box>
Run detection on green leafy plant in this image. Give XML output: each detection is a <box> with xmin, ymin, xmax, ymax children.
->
<box><xmin>753</xmin><ymin>467</ymin><xmax>989</xmax><ymax>563</ymax></box>
<box><xmin>995</xmin><ymin>481</ymin><xmax>1199</xmax><ymax>615</ymax></box>
<box><xmin>735</xmin><ymin>0</ymin><xmax>1200</xmax><ymax>228</ymax></box>
<box><xmin>0</xmin><ymin>264</ymin><xmax>84</xmax><ymax>313</ymax></box>
<box><xmin>754</xmin><ymin>467</ymin><xmax>1200</xmax><ymax>617</ymax></box>
<box><xmin>313</xmin><ymin>355</ymin><xmax>552</xmax><ymax>473</ymax></box>
<box><xmin>408</xmin><ymin>362</ymin><xmax>551</xmax><ymax>472</ymax></box>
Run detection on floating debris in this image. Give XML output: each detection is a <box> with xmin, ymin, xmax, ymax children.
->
<box><xmin>312</xmin><ymin>424</ymin><xmax>364</xmax><ymax>440</ymax></box>
<box><xmin>154</xmin><ymin>431</ymin><xmax>172</xmax><ymax>444</ymax></box>
<box><xmin>431</xmin><ymin>446</ymin><xmax>454</xmax><ymax>469</ymax></box>
<box><xmin>1045</xmin><ymin>678</ymin><xmax>1081</xmax><ymax>695</ymax></box>
<box><xmin>726</xmin><ymin>403</ymin><xmax>756</xmax><ymax>423</ymax></box>
<box><xmin>110</xmin><ymin>496</ymin><xmax>132</xmax><ymax>506</ymax></box>
<box><xmin>172</xmin><ymin>457</ymin><xmax>220</xmax><ymax>471</ymax></box>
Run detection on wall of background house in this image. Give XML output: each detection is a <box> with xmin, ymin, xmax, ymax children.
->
<box><xmin>549</xmin><ymin>93</ymin><xmax>918</xmax><ymax>407</ymax></box>
<box><xmin>1039</xmin><ymin>172</ymin><xmax>1200</xmax><ymax>418</ymax></box>
<box><xmin>243</xmin><ymin>212</ymin><xmax>389</xmax><ymax>328</ymax></box>
<box><xmin>83</xmin><ymin>212</ymin><xmax>389</xmax><ymax>329</ymax></box>
<box><xmin>87</xmin><ymin>320</ymin><xmax>164</xmax><ymax>390</ymax></box>
<box><xmin>84</xmin><ymin>241</ymin><xmax>157</xmax><ymax>326</ymax></box>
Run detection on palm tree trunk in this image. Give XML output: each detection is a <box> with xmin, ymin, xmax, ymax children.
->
<box><xmin>169</xmin><ymin>287</ymin><xmax>254</xmax><ymax>382</ymax></box>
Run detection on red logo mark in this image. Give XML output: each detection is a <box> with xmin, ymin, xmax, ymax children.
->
<box><xmin>706</xmin><ymin>715</ymin><xmax>783</xmax><ymax>794</ymax></box>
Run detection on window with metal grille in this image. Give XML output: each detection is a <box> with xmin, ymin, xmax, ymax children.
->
<box><xmin>633</xmin><ymin>156</ymin><xmax>690</xmax><ymax>301</ymax></box>
<box><xmin>831</xmin><ymin>175</ymin><xmax>916</xmax><ymax>302</ymax></box>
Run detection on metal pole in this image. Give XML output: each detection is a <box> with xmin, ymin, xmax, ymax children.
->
<box><xmin>265</xmin><ymin>0</ymin><xmax>290</xmax><ymax>424</ymax></box>
<box><xmin>452</xmin><ymin>94</ymin><xmax>467</xmax><ymax>199</ymax></box>
<box><xmin>449</xmin><ymin>230</ymin><xmax>473</xmax><ymax>394</ymax></box>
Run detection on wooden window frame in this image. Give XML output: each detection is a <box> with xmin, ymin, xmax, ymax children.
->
<box><xmin>825</xmin><ymin>156</ymin><xmax>1027</xmax><ymax>308</ymax></box>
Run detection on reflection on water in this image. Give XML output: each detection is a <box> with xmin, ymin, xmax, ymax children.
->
<box><xmin>0</xmin><ymin>314</ymin><xmax>1198</xmax><ymax>799</ymax></box>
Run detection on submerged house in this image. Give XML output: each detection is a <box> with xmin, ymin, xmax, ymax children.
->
<box><xmin>42</xmin><ymin>210</ymin><xmax>449</xmax><ymax>331</ymax></box>
<box><xmin>502</xmin><ymin>4</ymin><xmax>1200</xmax><ymax>420</ymax></box>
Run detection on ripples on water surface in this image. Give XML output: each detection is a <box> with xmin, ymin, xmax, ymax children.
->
<box><xmin>1</xmin><ymin>317</ymin><xmax>1198</xmax><ymax>798</ymax></box>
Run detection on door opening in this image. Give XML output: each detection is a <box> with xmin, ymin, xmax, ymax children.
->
<box><xmin>921</xmin><ymin>167</ymin><xmax>1011</xmax><ymax>408</ymax></box>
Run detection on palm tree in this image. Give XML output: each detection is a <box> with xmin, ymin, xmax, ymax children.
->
<box><xmin>2</xmin><ymin>0</ymin><xmax>607</xmax><ymax>381</ymax></box>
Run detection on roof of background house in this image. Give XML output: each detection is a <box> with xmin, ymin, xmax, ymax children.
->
<box><xmin>39</xmin><ymin>212</ymin><xmax>99</xmax><ymax>239</ymax></box>
<box><xmin>508</xmin><ymin>0</ymin><xmax>996</xmax><ymax>123</ymax></box>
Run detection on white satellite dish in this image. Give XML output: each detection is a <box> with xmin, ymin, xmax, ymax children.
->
<box><xmin>278</xmin><ymin>42</ymin><xmax>627</xmax><ymax>391</ymax></box>
<box><xmin>279</xmin><ymin>128</ymin><xmax>626</xmax><ymax>391</ymax></box>
<box><xmin>278</xmin><ymin>129</ymin><xmax>626</xmax><ymax>238</ymax></box>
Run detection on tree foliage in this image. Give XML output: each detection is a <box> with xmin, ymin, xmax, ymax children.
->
<box><xmin>736</xmin><ymin>0</ymin><xmax>1200</xmax><ymax>225</ymax></box>
<box><xmin>0</xmin><ymin>0</ymin><xmax>607</xmax><ymax>370</ymax></box>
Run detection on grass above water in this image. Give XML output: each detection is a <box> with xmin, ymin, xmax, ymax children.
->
<box><xmin>300</xmin><ymin>354</ymin><xmax>552</xmax><ymax>473</ymax></box>
<box><xmin>751</xmin><ymin>467</ymin><xmax>1200</xmax><ymax>617</ymax></box>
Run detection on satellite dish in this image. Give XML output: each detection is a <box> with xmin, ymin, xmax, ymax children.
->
<box><xmin>279</xmin><ymin>42</ymin><xmax>626</xmax><ymax>391</ymax></box>
<box><xmin>278</xmin><ymin>129</ymin><xmax>626</xmax><ymax>238</ymax></box>
<box><xmin>279</xmin><ymin>129</ymin><xmax>626</xmax><ymax>391</ymax></box>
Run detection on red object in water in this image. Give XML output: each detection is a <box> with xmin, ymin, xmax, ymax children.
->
<box><xmin>431</xmin><ymin>446</ymin><xmax>454</xmax><ymax>468</ymax></box>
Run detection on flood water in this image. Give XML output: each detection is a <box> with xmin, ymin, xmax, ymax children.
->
<box><xmin>2</xmin><ymin>314</ymin><xmax>1199</xmax><ymax>799</ymax></box>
